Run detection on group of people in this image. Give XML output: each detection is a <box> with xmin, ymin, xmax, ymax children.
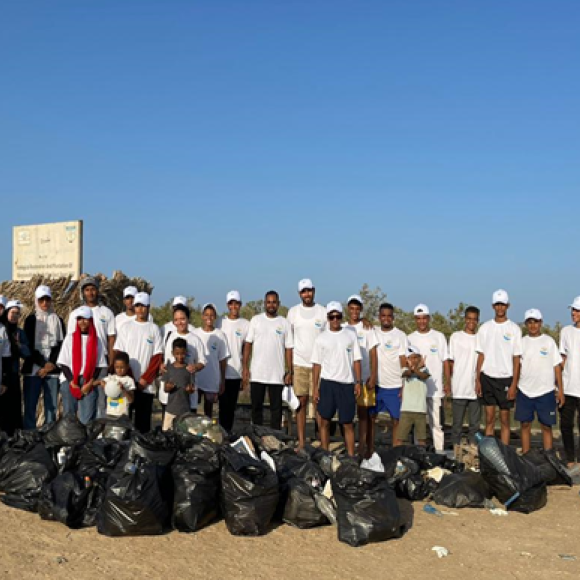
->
<box><xmin>1</xmin><ymin>278</ymin><xmax>579</xmax><ymax>467</ymax></box>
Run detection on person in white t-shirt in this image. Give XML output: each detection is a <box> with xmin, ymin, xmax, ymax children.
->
<box><xmin>371</xmin><ymin>302</ymin><xmax>408</xmax><ymax>451</ymax></box>
<box><xmin>559</xmin><ymin>296</ymin><xmax>580</xmax><ymax>465</ymax></box>
<box><xmin>216</xmin><ymin>290</ymin><xmax>250</xmax><ymax>433</ymax></box>
<box><xmin>475</xmin><ymin>289</ymin><xmax>522</xmax><ymax>445</ymax></box>
<box><xmin>408</xmin><ymin>303</ymin><xmax>450</xmax><ymax>452</ymax></box>
<box><xmin>345</xmin><ymin>294</ymin><xmax>378</xmax><ymax>458</ymax></box>
<box><xmin>193</xmin><ymin>303</ymin><xmax>230</xmax><ymax>418</ymax></box>
<box><xmin>115</xmin><ymin>286</ymin><xmax>152</xmax><ymax>329</ymax></box>
<box><xmin>114</xmin><ymin>292</ymin><xmax>163</xmax><ymax>433</ymax></box>
<box><xmin>449</xmin><ymin>306</ymin><xmax>481</xmax><ymax>451</ymax></box>
<box><xmin>159</xmin><ymin>304</ymin><xmax>206</xmax><ymax>422</ymax></box>
<box><xmin>312</xmin><ymin>301</ymin><xmax>362</xmax><ymax>456</ymax></box>
<box><xmin>243</xmin><ymin>290</ymin><xmax>293</xmax><ymax>431</ymax></box>
<box><xmin>162</xmin><ymin>296</ymin><xmax>196</xmax><ymax>336</ymax></box>
<box><xmin>515</xmin><ymin>309</ymin><xmax>563</xmax><ymax>454</ymax></box>
<box><xmin>287</xmin><ymin>278</ymin><xmax>327</xmax><ymax>449</ymax></box>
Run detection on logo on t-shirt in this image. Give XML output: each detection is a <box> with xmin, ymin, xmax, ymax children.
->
<box><xmin>385</xmin><ymin>341</ymin><xmax>394</xmax><ymax>350</ymax></box>
<box><xmin>314</xmin><ymin>320</ymin><xmax>322</xmax><ymax>328</ymax></box>
<box><xmin>211</xmin><ymin>343</ymin><xmax>217</xmax><ymax>351</ymax></box>
<box><xmin>146</xmin><ymin>336</ymin><xmax>154</xmax><ymax>345</ymax></box>
<box><xmin>275</xmin><ymin>326</ymin><xmax>284</xmax><ymax>336</ymax></box>
<box><xmin>357</xmin><ymin>333</ymin><xmax>364</xmax><ymax>342</ymax></box>
<box><xmin>503</xmin><ymin>333</ymin><xmax>513</xmax><ymax>342</ymax></box>
<box><xmin>346</xmin><ymin>346</ymin><xmax>352</xmax><ymax>353</ymax></box>
<box><xmin>540</xmin><ymin>347</ymin><xmax>549</xmax><ymax>357</ymax></box>
<box><xmin>100</xmin><ymin>317</ymin><xmax>107</xmax><ymax>324</ymax></box>
<box><xmin>430</xmin><ymin>344</ymin><xmax>438</xmax><ymax>353</ymax></box>
<box><xmin>235</xmin><ymin>329</ymin><xmax>242</xmax><ymax>337</ymax></box>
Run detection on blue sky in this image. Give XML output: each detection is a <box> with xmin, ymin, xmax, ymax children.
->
<box><xmin>0</xmin><ymin>1</ymin><xmax>578</xmax><ymax>324</ymax></box>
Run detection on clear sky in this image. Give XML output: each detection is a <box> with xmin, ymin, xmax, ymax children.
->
<box><xmin>1</xmin><ymin>1</ymin><xmax>578</xmax><ymax>324</ymax></box>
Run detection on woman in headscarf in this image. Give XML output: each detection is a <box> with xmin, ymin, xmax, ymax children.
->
<box><xmin>57</xmin><ymin>306</ymin><xmax>107</xmax><ymax>424</ymax></box>
<box><xmin>22</xmin><ymin>285</ymin><xmax>66</xmax><ymax>429</ymax></box>
<box><xmin>0</xmin><ymin>300</ymin><xmax>30</xmax><ymax>435</ymax></box>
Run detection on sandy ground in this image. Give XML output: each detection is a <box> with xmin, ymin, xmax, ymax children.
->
<box><xmin>0</xmin><ymin>483</ymin><xmax>578</xmax><ymax>580</ymax></box>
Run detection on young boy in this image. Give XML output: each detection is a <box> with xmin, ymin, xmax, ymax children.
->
<box><xmin>163</xmin><ymin>338</ymin><xmax>196</xmax><ymax>431</ymax></box>
<box><xmin>395</xmin><ymin>345</ymin><xmax>430</xmax><ymax>446</ymax></box>
<box><xmin>476</xmin><ymin>289</ymin><xmax>522</xmax><ymax>445</ymax></box>
<box><xmin>97</xmin><ymin>352</ymin><xmax>136</xmax><ymax>418</ymax></box>
<box><xmin>560</xmin><ymin>296</ymin><xmax>580</xmax><ymax>465</ymax></box>
<box><xmin>516</xmin><ymin>309</ymin><xmax>563</xmax><ymax>454</ymax></box>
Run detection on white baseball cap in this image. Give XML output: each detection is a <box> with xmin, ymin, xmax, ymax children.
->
<box><xmin>413</xmin><ymin>303</ymin><xmax>430</xmax><ymax>316</ymax></box>
<box><xmin>134</xmin><ymin>292</ymin><xmax>151</xmax><ymax>307</ymax></box>
<box><xmin>172</xmin><ymin>295</ymin><xmax>187</xmax><ymax>307</ymax></box>
<box><xmin>524</xmin><ymin>308</ymin><xmax>542</xmax><ymax>321</ymax></box>
<box><xmin>298</xmin><ymin>278</ymin><xmax>314</xmax><ymax>292</ymax></box>
<box><xmin>326</xmin><ymin>301</ymin><xmax>343</xmax><ymax>314</ymax></box>
<box><xmin>492</xmin><ymin>289</ymin><xmax>509</xmax><ymax>305</ymax></box>
<box><xmin>0</xmin><ymin>296</ymin><xmax>6</xmax><ymax>307</ymax></box>
<box><xmin>74</xmin><ymin>305</ymin><xmax>93</xmax><ymax>319</ymax></box>
<box><xmin>5</xmin><ymin>300</ymin><xmax>22</xmax><ymax>311</ymax></box>
<box><xmin>569</xmin><ymin>296</ymin><xmax>580</xmax><ymax>310</ymax></box>
<box><xmin>35</xmin><ymin>285</ymin><xmax>52</xmax><ymax>300</ymax></box>
<box><xmin>226</xmin><ymin>290</ymin><xmax>241</xmax><ymax>303</ymax></box>
<box><xmin>202</xmin><ymin>302</ymin><xmax>217</xmax><ymax>312</ymax></box>
<box><xmin>123</xmin><ymin>286</ymin><xmax>138</xmax><ymax>298</ymax></box>
<box><xmin>407</xmin><ymin>344</ymin><xmax>422</xmax><ymax>356</ymax></box>
<box><xmin>347</xmin><ymin>294</ymin><xmax>363</xmax><ymax>306</ymax></box>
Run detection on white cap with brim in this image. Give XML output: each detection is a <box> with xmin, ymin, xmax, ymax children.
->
<box><xmin>74</xmin><ymin>306</ymin><xmax>93</xmax><ymax>319</ymax></box>
<box><xmin>298</xmin><ymin>279</ymin><xmax>314</xmax><ymax>292</ymax></box>
<box><xmin>203</xmin><ymin>303</ymin><xmax>217</xmax><ymax>312</ymax></box>
<box><xmin>326</xmin><ymin>301</ymin><xmax>343</xmax><ymax>315</ymax></box>
<box><xmin>134</xmin><ymin>292</ymin><xmax>150</xmax><ymax>307</ymax></box>
<box><xmin>569</xmin><ymin>296</ymin><xmax>580</xmax><ymax>311</ymax></box>
<box><xmin>347</xmin><ymin>294</ymin><xmax>363</xmax><ymax>306</ymax></box>
<box><xmin>226</xmin><ymin>290</ymin><xmax>241</xmax><ymax>303</ymax></box>
<box><xmin>5</xmin><ymin>300</ymin><xmax>22</xmax><ymax>311</ymax></box>
<box><xmin>492</xmin><ymin>289</ymin><xmax>509</xmax><ymax>305</ymax></box>
<box><xmin>123</xmin><ymin>286</ymin><xmax>138</xmax><ymax>298</ymax></box>
<box><xmin>524</xmin><ymin>308</ymin><xmax>543</xmax><ymax>321</ymax></box>
<box><xmin>172</xmin><ymin>295</ymin><xmax>187</xmax><ymax>307</ymax></box>
<box><xmin>35</xmin><ymin>285</ymin><xmax>52</xmax><ymax>300</ymax></box>
<box><xmin>413</xmin><ymin>304</ymin><xmax>430</xmax><ymax>316</ymax></box>
<box><xmin>407</xmin><ymin>344</ymin><xmax>422</xmax><ymax>356</ymax></box>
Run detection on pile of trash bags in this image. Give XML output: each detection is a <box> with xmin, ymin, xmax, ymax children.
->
<box><xmin>0</xmin><ymin>417</ymin><xmax>572</xmax><ymax>546</ymax></box>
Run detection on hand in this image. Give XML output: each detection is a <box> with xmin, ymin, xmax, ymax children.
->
<box><xmin>354</xmin><ymin>382</ymin><xmax>361</xmax><ymax>398</ymax></box>
<box><xmin>219</xmin><ymin>380</ymin><xmax>225</xmax><ymax>396</ymax></box>
<box><xmin>44</xmin><ymin>362</ymin><xmax>56</xmax><ymax>373</ymax></box>
<box><xmin>160</xmin><ymin>363</ymin><xmax>167</xmax><ymax>374</ymax></box>
<box><xmin>284</xmin><ymin>371</ymin><xmax>292</xmax><ymax>386</ymax></box>
<box><xmin>81</xmin><ymin>382</ymin><xmax>92</xmax><ymax>395</ymax></box>
<box><xmin>37</xmin><ymin>367</ymin><xmax>47</xmax><ymax>378</ymax></box>
<box><xmin>186</xmin><ymin>363</ymin><xmax>196</xmax><ymax>374</ymax></box>
<box><xmin>507</xmin><ymin>385</ymin><xmax>517</xmax><ymax>401</ymax></box>
<box><xmin>398</xmin><ymin>388</ymin><xmax>403</xmax><ymax>400</ymax></box>
<box><xmin>186</xmin><ymin>384</ymin><xmax>195</xmax><ymax>394</ymax></box>
<box><xmin>164</xmin><ymin>381</ymin><xmax>175</xmax><ymax>393</ymax></box>
<box><xmin>557</xmin><ymin>390</ymin><xmax>565</xmax><ymax>409</ymax></box>
<box><xmin>367</xmin><ymin>376</ymin><xmax>376</xmax><ymax>390</ymax></box>
<box><xmin>444</xmin><ymin>382</ymin><xmax>451</xmax><ymax>397</ymax></box>
<box><xmin>138</xmin><ymin>378</ymin><xmax>148</xmax><ymax>391</ymax></box>
<box><xmin>312</xmin><ymin>387</ymin><xmax>320</xmax><ymax>405</ymax></box>
<box><xmin>475</xmin><ymin>381</ymin><xmax>482</xmax><ymax>397</ymax></box>
<box><xmin>242</xmin><ymin>368</ymin><xmax>250</xmax><ymax>389</ymax></box>
<box><xmin>0</xmin><ymin>385</ymin><xmax>7</xmax><ymax>396</ymax></box>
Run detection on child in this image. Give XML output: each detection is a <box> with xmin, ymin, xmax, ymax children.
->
<box><xmin>163</xmin><ymin>338</ymin><xmax>195</xmax><ymax>431</ymax></box>
<box><xmin>516</xmin><ymin>309</ymin><xmax>563</xmax><ymax>454</ymax></box>
<box><xmin>395</xmin><ymin>345</ymin><xmax>430</xmax><ymax>446</ymax></box>
<box><xmin>96</xmin><ymin>352</ymin><xmax>135</xmax><ymax>418</ymax></box>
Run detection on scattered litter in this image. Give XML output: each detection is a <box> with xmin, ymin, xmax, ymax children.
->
<box><xmin>55</xmin><ymin>556</ymin><xmax>68</xmax><ymax>565</ymax></box>
<box><xmin>520</xmin><ymin>552</ymin><xmax>533</xmax><ymax>558</ymax></box>
<box><xmin>282</xmin><ymin>386</ymin><xmax>300</xmax><ymax>411</ymax></box>
<box><xmin>426</xmin><ymin>467</ymin><xmax>450</xmax><ymax>483</ymax></box>
<box><xmin>559</xmin><ymin>554</ymin><xmax>577</xmax><ymax>561</ymax></box>
<box><xmin>439</xmin><ymin>510</ymin><xmax>459</xmax><ymax>516</ymax></box>
<box><xmin>322</xmin><ymin>479</ymin><xmax>333</xmax><ymax>500</ymax></box>
<box><xmin>361</xmin><ymin>453</ymin><xmax>385</xmax><ymax>473</ymax></box>
<box><xmin>423</xmin><ymin>504</ymin><xmax>443</xmax><ymax>517</ymax></box>
<box><xmin>490</xmin><ymin>508</ymin><xmax>508</xmax><ymax>517</ymax></box>
<box><xmin>432</xmin><ymin>546</ymin><xmax>449</xmax><ymax>558</ymax></box>
<box><xmin>260</xmin><ymin>451</ymin><xmax>276</xmax><ymax>472</ymax></box>
<box><xmin>230</xmin><ymin>436</ymin><xmax>258</xmax><ymax>459</ymax></box>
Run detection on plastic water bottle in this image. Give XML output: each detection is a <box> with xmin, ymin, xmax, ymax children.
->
<box><xmin>124</xmin><ymin>462</ymin><xmax>137</xmax><ymax>475</ymax></box>
<box><xmin>474</xmin><ymin>432</ymin><xmax>520</xmax><ymax>507</ymax></box>
<box><xmin>423</xmin><ymin>504</ymin><xmax>443</xmax><ymax>517</ymax></box>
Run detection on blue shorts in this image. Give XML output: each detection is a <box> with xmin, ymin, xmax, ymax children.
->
<box><xmin>318</xmin><ymin>379</ymin><xmax>356</xmax><ymax>424</ymax></box>
<box><xmin>515</xmin><ymin>390</ymin><xmax>557</xmax><ymax>426</ymax></box>
<box><xmin>370</xmin><ymin>387</ymin><xmax>402</xmax><ymax>420</ymax></box>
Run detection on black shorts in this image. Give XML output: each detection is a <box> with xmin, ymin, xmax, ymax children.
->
<box><xmin>481</xmin><ymin>373</ymin><xmax>514</xmax><ymax>410</ymax></box>
<box><xmin>318</xmin><ymin>379</ymin><xmax>356</xmax><ymax>424</ymax></box>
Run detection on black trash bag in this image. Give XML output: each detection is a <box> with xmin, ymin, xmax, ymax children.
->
<box><xmin>305</xmin><ymin>446</ymin><xmax>335</xmax><ymax>479</ymax></box>
<box><xmin>523</xmin><ymin>449</ymin><xmax>573</xmax><ymax>487</ymax></box>
<box><xmin>86</xmin><ymin>416</ymin><xmax>134</xmax><ymax>441</ymax></box>
<box><xmin>396</xmin><ymin>472</ymin><xmax>438</xmax><ymax>502</ymax></box>
<box><xmin>383</xmin><ymin>457</ymin><xmax>418</xmax><ymax>487</ymax></box>
<box><xmin>172</xmin><ymin>440</ymin><xmax>221</xmax><ymax>532</ymax></box>
<box><xmin>220</xmin><ymin>446</ymin><xmax>279</xmax><ymax>536</ymax></box>
<box><xmin>433</xmin><ymin>472</ymin><xmax>491</xmax><ymax>508</ymax></box>
<box><xmin>479</xmin><ymin>437</ymin><xmax>547</xmax><ymax>513</ymax></box>
<box><xmin>0</xmin><ymin>443</ymin><xmax>58</xmax><ymax>512</ymax></box>
<box><xmin>332</xmin><ymin>463</ymin><xmax>403</xmax><ymax>547</ymax></box>
<box><xmin>283</xmin><ymin>478</ymin><xmax>329</xmax><ymax>529</ymax></box>
<box><xmin>43</xmin><ymin>415</ymin><xmax>87</xmax><ymax>448</ymax></box>
<box><xmin>97</xmin><ymin>460</ymin><xmax>170</xmax><ymax>536</ymax></box>
<box><xmin>124</xmin><ymin>430</ymin><xmax>178</xmax><ymax>468</ymax></box>
<box><xmin>76</xmin><ymin>438</ymin><xmax>127</xmax><ymax>476</ymax></box>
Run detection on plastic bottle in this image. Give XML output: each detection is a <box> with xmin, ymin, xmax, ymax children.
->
<box><xmin>474</xmin><ymin>432</ymin><xmax>520</xmax><ymax>507</ymax></box>
<box><xmin>423</xmin><ymin>504</ymin><xmax>443</xmax><ymax>517</ymax></box>
<box><xmin>206</xmin><ymin>419</ymin><xmax>224</xmax><ymax>444</ymax></box>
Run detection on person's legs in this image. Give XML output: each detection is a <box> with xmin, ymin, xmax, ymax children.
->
<box><xmin>427</xmin><ymin>398</ymin><xmax>444</xmax><ymax>451</ymax></box>
<box><xmin>452</xmin><ymin>399</ymin><xmax>468</xmax><ymax>445</ymax></box>
<box><xmin>268</xmin><ymin>385</ymin><xmax>283</xmax><ymax>431</ymax></box>
<box><xmin>96</xmin><ymin>386</ymin><xmax>107</xmax><ymax>419</ymax></box>
<box><xmin>162</xmin><ymin>411</ymin><xmax>176</xmax><ymax>431</ymax></box>
<box><xmin>42</xmin><ymin>376</ymin><xmax>59</xmax><ymax>425</ymax></box>
<box><xmin>0</xmin><ymin>374</ymin><xmax>23</xmax><ymax>436</ymax></box>
<box><xmin>520</xmin><ymin>422</ymin><xmax>532</xmax><ymax>454</ymax></box>
<box><xmin>357</xmin><ymin>405</ymin><xmax>369</xmax><ymax>458</ymax></box>
<box><xmin>541</xmin><ymin>424</ymin><xmax>553</xmax><ymax>451</ymax></box>
<box><xmin>559</xmin><ymin>395</ymin><xmax>577</xmax><ymax>464</ymax></box>
<box><xmin>396</xmin><ymin>413</ymin><xmax>412</xmax><ymax>446</ymax></box>
<box><xmin>23</xmin><ymin>376</ymin><xmax>42</xmax><ymax>430</ymax></box>
<box><xmin>133</xmin><ymin>391</ymin><xmax>154</xmax><ymax>433</ymax></box>
<box><xmin>485</xmin><ymin>406</ymin><xmax>496</xmax><ymax>437</ymax></box>
<box><xmin>78</xmin><ymin>388</ymin><xmax>99</xmax><ymax>424</ymax></box>
<box><xmin>293</xmin><ymin>367</ymin><xmax>311</xmax><ymax>449</ymax></box>
<box><xmin>499</xmin><ymin>409</ymin><xmax>511</xmax><ymax>445</ymax></box>
<box><xmin>467</xmin><ymin>399</ymin><xmax>482</xmax><ymax>444</ymax></box>
<box><xmin>319</xmin><ymin>417</ymin><xmax>330</xmax><ymax>450</ymax></box>
<box><xmin>414</xmin><ymin>413</ymin><xmax>428</xmax><ymax>446</ymax></box>
<box><xmin>343</xmin><ymin>423</ymin><xmax>356</xmax><ymax>456</ymax></box>
<box><xmin>60</xmin><ymin>380</ymin><xmax>78</xmax><ymax>417</ymax></box>
<box><xmin>219</xmin><ymin>378</ymin><xmax>241</xmax><ymax>433</ymax></box>
<box><xmin>250</xmin><ymin>382</ymin><xmax>266</xmax><ymax>426</ymax></box>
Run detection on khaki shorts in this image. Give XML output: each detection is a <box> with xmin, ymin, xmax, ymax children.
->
<box><xmin>398</xmin><ymin>411</ymin><xmax>427</xmax><ymax>442</ymax></box>
<box><xmin>163</xmin><ymin>412</ymin><xmax>176</xmax><ymax>432</ymax></box>
<box><xmin>293</xmin><ymin>366</ymin><xmax>313</xmax><ymax>397</ymax></box>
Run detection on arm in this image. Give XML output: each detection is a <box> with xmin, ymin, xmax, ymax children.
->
<box><xmin>368</xmin><ymin>346</ymin><xmax>377</xmax><ymax>389</ymax></box>
<box><xmin>508</xmin><ymin>356</ymin><xmax>521</xmax><ymax>400</ymax></box>
<box><xmin>414</xmin><ymin>367</ymin><xmax>430</xmax><ymax>380</ymax></box>
<box><xmin>242</xmin><ymin>342</ymin><xmax>252</xmax><ymax>388</ymax></box>
<box><xmin>475</xmin><ymin>352</ymin><xmax>484</xmax><ymax>396</ymax></box>
<box><xmin>219</xmin><ymin>357</ymin><xmax>227</xmax><ymax>395</ymax></box>
<box><xmin>443</xmin><ymin>359</ymin><xmax>451</xmax><ymax>396</ymax></box>
<box><xmin>284</xmin><ymin>348</ymin><xmax>293</xmax><ymax>385</ymax></box>
<box><xmin>555</xmin><ymin>364</ymin><xmax>564</xmax><ymax>408</ymax></box>
<box><xmin>353</xmin><ymin>360</ymin><xmax>362</xmax><ymax>398</ymax></box>
<box><xmin>140</xmin><ymin>353</ymin><xmax>162</xmax><ymax>387</ymax></box>
<box><xmin>60</xmin><ymin>364</ymin><xmax>74</xmax><ymax>383</ymax></box>
<box><xmin>312</xmin><ymin>363</ymin><xmax>321</xmax><ymax>404</ymax></box>
<box><xmin>107</xmin><ymin>335</ymin><xmax>116</xmax><ymax>364</ymax></box>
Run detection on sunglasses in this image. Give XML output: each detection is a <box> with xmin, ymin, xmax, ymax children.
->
<box><xmin>38</xmin><ymin>296</ymin><xmax>51</xmax><ymax>302</ymax></box>
<box><xmin>328</xmin><ymin>314</ymin><xmax>343</xmax><ymax>321</ymax></box>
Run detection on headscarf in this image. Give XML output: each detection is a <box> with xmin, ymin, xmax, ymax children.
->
<box><xmin>0</xmin><ymin>301</ymin><xmax>23</xmax><ymax>362</ymax></box>
<box><xmin>34</xmin><ymin>286</ymin><xmax>64</xmax><ymax>359</ymax></box>
<box><xmin>70</xmin><ymin>313</ymin><xmax>98</xmax><ymax>399</ymax></box>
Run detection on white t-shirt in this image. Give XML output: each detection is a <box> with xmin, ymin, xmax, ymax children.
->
<box><xmin>345</xmin><ymin>321</ymin><xmax>379</xmax><ymax>382</ymax></box>
<box><xmin>104</xmin><ymin>375</ymin><xmax>136</xmax><ymax>417</ymax></box>
<box><xmin>476</xmin><ymin>319</ymin><xmax>523</xmax><ymax>378</ymax></box>
<box><xmin>57</xmin><ymin>333</ymin><xmax>108</xmax><ymax>377</ymax></box>
<box><xmin>217</xmin><ymin>317</ymin><xmax>250</xmax><ymax>379</ymax></box>
<box><xmin>192</xmin><ymin>328</ymin><xmax>230</xmax><ymax>394</ymax></box>
<box><xmin>560</xmin><ymin>325</ymin><xmax>580</xmax><ymax>397</ymax></box>
<box><xmin>0</xmin><ymin>325</ymin><xmax>11</xmax><ymax>381</ymax></box>
<box><xmin>115</xmin><ymin>311</ymin><xmax>152</xmax><ymax>329</ymax></box>
<box><xmin>162</xmin><ymin>321</ymin><xmax>196</xmax><ymax>336</ymax></box>
<box><xmin>246</xmin><ymin>313</ymin><xmax>293</xmax><ymax>385</ymax></box>
<box><xmin>449</xmin><ymin>331</ymin><xmax>478</xmax><ymax>400</ymax></box>
<box><xmin>68</xmin><ymin>305</ymin><xmax>116</xmax><ymax>355</ymax></box>
<box><xmin>159</xmin><ymin>330</ymin><xmax>207</xmax><ymax>406</ymax></box>
<box><xmin>287</xmin><ymin>303</ymin><xmax>327</xmax><ymax>368</ymax></box>
<box><xmin>519</xmin><ymin>334</ymin><xmax>562</xmax><ymax>397</ymax></box>
<box><xmin>408</xmin><ymin>329</ymin><xmax>449</xmax><ymax>398</ymax></box>
<box><xmin>311</xmin><ymin>327</ymin><xmax>362</xmax><ymax>384</ymax></box>
<box><xmin>114</xmin><ymin>320</ymin><xmax>163</xmax><ymax>395</ymax></box>
<box><xmin>375</xmin><ymin>327</ymin><xmax>408</xmax><ymax>389</ymax></box>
